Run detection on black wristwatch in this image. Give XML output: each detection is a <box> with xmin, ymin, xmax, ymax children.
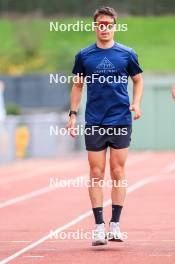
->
<box><xmin>69</xmin><ymin>110</ymin><xmax>77</xmax><ymax>117</ymax></box>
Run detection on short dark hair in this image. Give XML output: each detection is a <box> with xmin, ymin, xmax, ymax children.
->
<box><xmin>93</xmin><ymin>6</ymin><xmax>117</xmax><ymax>23</ymax></box>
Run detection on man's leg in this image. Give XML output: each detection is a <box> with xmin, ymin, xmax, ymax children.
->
<box><xmin>108</xmin><ymin>147</ymin><xmax>128</xmax><ymax>241</ymax></box>
<box><xmin>110</xmin><ymin>147</ymin><xmax>128</xmax><ymax>207</ymax></box>
<box><xmin>88</xmin><ymin>149</ymin><xmax>107</xmax><ymax>245</ymax></box>
<box><xmin>88</xmin><ymin>150</ymin><xmax>106</xmax><ymax>223</ymax></box>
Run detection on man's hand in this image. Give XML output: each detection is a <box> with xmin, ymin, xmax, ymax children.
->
<box><xmin>172</xmin><ymin>85</ymin><xmax>175</xmax><ymax>100</ymax></box>
<box><xmin>130</xmin><ymin>73</ymin><xmax>143</xmax><ymax>120</ymax></box>
<box><xmin>129</xmin><ymin>104</ymin><xmax>141</xmax><ymax>120</ymax></box>
<box><xmin>66</xmin><ymin>116</ymin><xmax>77</xmax><ymax>137</ymax></box>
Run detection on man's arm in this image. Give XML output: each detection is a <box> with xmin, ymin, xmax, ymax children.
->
<box><xmin>130</xmin><ymin>73</ymin><xmax>143</xmax><ymax>120</ymax></box>
<box><xmin>67</xmin><ymin>76</ymin><xmax>84</xmax><ymax>137</ymax></box>
<box><xmin>172</xmin><ymin>84</ymin><xmax>175</xmax><ymax>100</ymax></box>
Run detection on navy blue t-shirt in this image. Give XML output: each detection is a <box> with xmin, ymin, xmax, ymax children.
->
<box><xmin>72</xmin><ymin>42</ymin><xmax>143</xmax><ymax>125</ymax></box>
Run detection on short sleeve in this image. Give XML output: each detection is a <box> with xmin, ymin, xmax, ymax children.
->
<box><xmin>72</xmin><ymin>51</ymin><xmax>86</xmax><ymax>77</ymax></box>
<box><xmin>128</xmin><ymin>49</ymin><xmax>143</xmax><ymax>77</ymax></box>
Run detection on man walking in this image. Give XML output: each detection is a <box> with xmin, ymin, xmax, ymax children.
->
<box><xmin>67</xmin><ymin>6</ymin><xmax>143</xmax><ymax>246</ymax></box>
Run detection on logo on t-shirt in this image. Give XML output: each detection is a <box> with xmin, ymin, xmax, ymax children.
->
<box><xmin>96</xmin><ymin>57</ymin><xmax>115</xmax><ymax>70</ymax></box>
<box><xmin>95</xmin><ymin>57</ymin><xmax>117</xmax><ymax>74</ymax></box>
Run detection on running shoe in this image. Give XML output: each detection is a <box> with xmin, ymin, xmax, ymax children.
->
<box><xmin>92</xmin><ymin>223</ymin><xmax>107</xmax><ymax>246</ymax></box>
<box><xmin>107</xmin><ymin>222</ymin><xmax>123</xmax><ymax>242</ymax></box>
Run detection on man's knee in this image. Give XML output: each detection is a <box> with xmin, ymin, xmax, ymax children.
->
<box><xmin>90</xmin><ymin>166</ymin><xmax>105</xmax><ymax>181</ymax></box>
<box><xmin>110</xmin><ymin>165</ymin><xmax>125</xmax><ymax>180</ymax></box>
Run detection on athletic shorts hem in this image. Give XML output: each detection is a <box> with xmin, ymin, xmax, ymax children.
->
<box><xmin>85</xmin><ymin>146</ymin><xmax>107</xmax><ymax>152</ymax></box>
<box><xmin>109</xmin><ymin>144</ymin><xmax>130</xmax><ymax>150</ymax></box>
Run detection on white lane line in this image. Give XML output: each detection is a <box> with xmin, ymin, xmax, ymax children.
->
<box><xmin>0</xmin><ymin>241</ymin><xmax>31</xmax><ymax>243</ymax></box>
<box><xmin>35</xmin><ymin>249</ymin><xmax>57</xmax><ymax>251</ymax></box>
<box><xmin>23</xmin><ymin>255</ymin><xmax>44</xmax><ymax>258</ymax></box>
<box><xmin>0</xmin><ymin>186</ymin><xmax>54</xmax><ymax>209</ymax></box>
<box><xmin>0</xmin><ymin>163</ymin><xmax>174</xmax><ymax>264</ymax></box>
<box><xmin>0</xmin><ymin>153</ymin><xmax>153</xmax><ymax>209</ymax></box>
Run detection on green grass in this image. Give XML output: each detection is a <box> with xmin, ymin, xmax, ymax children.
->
<box><xmin>0</xmin><ymin>16</ymin><xmax>175</xmax><ymax>74</ymax></box>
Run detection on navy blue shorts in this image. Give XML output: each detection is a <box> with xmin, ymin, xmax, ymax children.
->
<box><xmin>84</xmin><ymin>124</ymin><xmax>132</xmax><ymax>151</ymax></box>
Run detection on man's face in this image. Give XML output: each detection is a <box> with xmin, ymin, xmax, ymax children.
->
<box><xmin>94</xmin><ymin>15</ymin><xmax>116</xmax><ymax>42</ymax></box>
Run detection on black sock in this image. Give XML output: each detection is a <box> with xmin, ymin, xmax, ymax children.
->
<box><xmin>92</xmin><ymin>207</ymin><xmax>104</xmax><ymax>224</ymax></box>
<box><xmin>111</xmin><ymin>204</ymin><xmax>123</xmax><ymax>223</ymax></box>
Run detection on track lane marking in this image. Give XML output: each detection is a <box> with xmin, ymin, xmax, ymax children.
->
<box><xmin>23</xmin><ymin>255</ymin><xmax>44</xmax><ymax>258</ymax></box>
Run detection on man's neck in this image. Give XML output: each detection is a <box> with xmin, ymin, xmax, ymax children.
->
<box><xmin>96</xmin><ymin>40</ymin><xmax>114</xmax><ymax>49</ymax></box>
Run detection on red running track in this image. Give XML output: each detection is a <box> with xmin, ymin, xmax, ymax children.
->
<box><xmin>0</xmin><ymin>151</ymin><xmax>175</xmax><ymax>264</ymax></box>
